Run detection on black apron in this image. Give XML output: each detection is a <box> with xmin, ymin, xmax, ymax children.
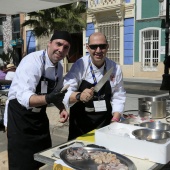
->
<box><xmin>68</xmin><ymin>80</ymin><xmax>112</xmax><ymax>140</ymax></box>
<box><xmin>7</xmin><ymin>76</ymin><xmax>56</xmax><ymax>170</ymax></box>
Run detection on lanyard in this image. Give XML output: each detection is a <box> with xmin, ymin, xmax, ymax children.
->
<box><xmin>88</xmin><ymin>57</ymin><xmax>106</xmax><ymax>98</ymax></box>
<box><xmin>42</xmin><ymin>50</ymin><xmax>58</xmax><ymax>88</ymax></box>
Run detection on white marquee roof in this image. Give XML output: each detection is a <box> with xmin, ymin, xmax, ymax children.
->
<box><xmin>0</xmin><ymin>0</ymin><xmax>81</xmax><ymax>15</ymax></box>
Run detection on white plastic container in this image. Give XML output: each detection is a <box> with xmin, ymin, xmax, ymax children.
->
<box><xmin>95</xmin><ymin>122</ymin><xmax>170</xmax><ymax>164</ymax></box>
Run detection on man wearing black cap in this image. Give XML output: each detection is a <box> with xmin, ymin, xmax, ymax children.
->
<box><xmin>6</xmin><ymin>30</ymin><xmax>71</xmax><ymax>170</ymax></box>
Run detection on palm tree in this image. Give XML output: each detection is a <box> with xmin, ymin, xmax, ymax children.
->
<box><xmin>21</xmin><ymin>2</ymin><xmax>86</xmax><ymax>38</ymax></box>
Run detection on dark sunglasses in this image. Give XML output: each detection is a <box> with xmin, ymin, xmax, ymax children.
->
<box><xmin>89</xmin><ymin>44</ymin><xmax>108</xmax><ymax>50</ymax></box>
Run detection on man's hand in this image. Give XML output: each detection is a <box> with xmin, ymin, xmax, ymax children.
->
<box><xmin>45</xmin><ymin>88</ymin><xmax>67</xmax><ymax>107</ymax></box>
<box><xmin>80</xmin><ymin>87</ymin><xmax>94</xmax><ymax>102</ymax></box>
<box><xmin>59</xmin><ymin>109</ymin><xmax>69</xmax><ymax>123</ymax></box>
<box><xmin>110</xmin><ymin>112</ymin><xmax>121</xmax><ymax>123</ymax></box>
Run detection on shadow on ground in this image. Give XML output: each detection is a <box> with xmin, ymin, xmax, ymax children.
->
<box><xmin>124</xmin><ymin>81</ymin><xmax>168</xmax><ymax>96</ymax></box>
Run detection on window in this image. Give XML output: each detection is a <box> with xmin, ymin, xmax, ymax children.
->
<box><xmin>98</xmin><ymin>22</ymin><xmax>120</xmax><ymax>63</ymax></box>
<box><xmin>140</xmin><ymin>28</ymin><xmax>160</xmax><ymax>71</ymax></box>
<box><xmin>12</xmin><ymin>15</ymin><xmax>20</xmax><ymax>33</ymax></box>
<box><xmin>26</xmin><ymin>30</ymin><xmax>36</xmax><ymax>54</ymax></box>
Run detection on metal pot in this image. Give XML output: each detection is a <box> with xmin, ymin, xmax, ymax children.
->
<box><xmin>138</xmin><ymin>97</ymin><xmax>167</xmax><ymax>119</ymax></box>
<box><xmin>139</xmin><ymin>121</ymin><xmax>170</xmax><ymax>131</ymax></box>
<box><xmin>132</xmin><ymin>128</ymin><xmax>170</xmax><ymax>144</ymax></box>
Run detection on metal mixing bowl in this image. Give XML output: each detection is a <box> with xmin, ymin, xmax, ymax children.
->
<box><xmin>139</xmin><ymin>122</ymin><xmax>170</xmax><ymax>131</ymax></box>
<box><xmin>132</xmin><ymin>128</ymin><xmax>170</xmax><ymax>144</ymax></box>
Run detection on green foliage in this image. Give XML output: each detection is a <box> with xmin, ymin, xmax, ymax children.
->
<box><xmin>0</xmin><ymin>48</ymin><xmax>19</xmax><ymax>66</ymax></box>
<box><xmin>21</xmin><ymin>2</ymin><xmax>87</xmax><ymax>37</ymax></box>
<box><xmin>0</xmin><ymin>51</ymin><xmax>11</xmax><ymax>64</ymax></box>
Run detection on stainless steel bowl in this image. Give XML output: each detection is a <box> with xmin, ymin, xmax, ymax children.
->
<box><xmin>139</xmin><ymin>122</ymin><xmax>170</xmax><ymax>131</ymax></box>
<box><xmin>132</xmin><ymin>128</ymin><xmax>170</xmax><ymax>144</ymax></box>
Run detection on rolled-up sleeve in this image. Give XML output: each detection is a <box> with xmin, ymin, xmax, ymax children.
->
<box><xmin>17</xmin><ymin>63</ymin><xmax>41</xmax><ymax>109</ymax></box>
<box><xmin>63</xmin><ymin>60</ymin><xmax>85</xmax><ymax>108</ymax></box>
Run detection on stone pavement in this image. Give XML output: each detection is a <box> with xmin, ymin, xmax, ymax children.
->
<box><xmin>46</xmin><ymin>105</ymin><xmax>69</xmax><ymax>146</ymax></box>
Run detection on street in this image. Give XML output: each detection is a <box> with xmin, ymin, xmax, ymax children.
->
<box><xmin>124</xmin><ymin>80</ymin><xmax>168</xmax><ymax>96</ymax></box>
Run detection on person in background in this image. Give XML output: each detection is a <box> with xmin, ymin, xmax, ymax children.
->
<box><xmin>1</xmin><ymin>63</ymin><xmax>16</xmax><ymax>131</ymax></box>
<box><xmin>0</xmin><ymin>64</ymin><xmax>8</xmax><ymax>129</ymax></box>
<box><xmin>4</xmin><ymin>63</ymin><xmax>16</xmax><ymax>81</ymax></box>
<box><xmin>7</xmin><ymin>30</ymin><xmax>71</xmax><ymax>170</ymax></box>
<box><xmin>0</xmin><ymin>65</ymin><xmax>6</xmax><ymax>80</ymax></box>
<box><xmin>63</xmin><ymin>32</ymin><xmax>126</xmax><ymax>140</ymax></box>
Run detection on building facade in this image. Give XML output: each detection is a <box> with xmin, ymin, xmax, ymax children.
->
<box><xmin>85</xmin><ymin>0</ymin><xmax>168</xmax><ymax>80</ymax></box>
<box><xmin>134</xmin><ymin>0</ymin><xmax>165</xmax><ymax>80</ymax></box>
<box><xmin>85</xmin><ymin>0</ymin><xmax>135</xmax><ymax>78</ymax></box>
<box><xmin>1</xmin><ymin>0</ymin><xmax>167</xmax><ymax>81</ymax></box>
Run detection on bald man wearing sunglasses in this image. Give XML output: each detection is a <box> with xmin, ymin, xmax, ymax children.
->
<box><xmin>63</xmin><ymin>32</ymin><xmax>126</xmax><ymax>140</ymax></box>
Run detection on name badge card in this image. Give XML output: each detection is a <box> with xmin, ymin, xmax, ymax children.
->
<box><xmin>93</xmin><ymin>100</ymin><xmax>107</xmax><ymax>112</ymax></box>
<box><xmin>41</xmin><ymin>81</ymin><xmax>47</xmax><ymax>94</ymax></box>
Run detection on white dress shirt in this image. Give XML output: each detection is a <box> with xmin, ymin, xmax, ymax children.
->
<box><xmin>8</xmin><ymin>50</ymin><xmax>64</xmax><ymax>109</ymax></box>
<box><xmin>63</xmin><ymin>55</ymin><xmax>126</xmax><ymax>115</ymax></box>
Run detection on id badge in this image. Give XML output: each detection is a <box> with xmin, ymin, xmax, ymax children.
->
<box><xmin>93</xmin><ymin>100</ymin><xmax>107</xmax><ymax>112</ymax></box>
<box><xmin>41</xmin><ymin>81</ymin><xmax>47</xmax><ymax>94</ymax></box>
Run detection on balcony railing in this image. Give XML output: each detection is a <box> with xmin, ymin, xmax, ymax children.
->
<box><xmin>88</xmin><ymin>0</ymin><xmax>124</xmax><ymax>11</ymax></box>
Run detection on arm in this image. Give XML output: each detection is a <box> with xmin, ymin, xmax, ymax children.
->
<box><xmin>63</xmin><ymin>59</ymin><xmax>85</xmax><ymax>107</ymax></box>
<box><xmin>29</xmin><ymin>94</ymin><xmax>47</xmax><ymax>107</ymax></box>
<box><xmin>30</xmin><ymin>91</ymin><xmax>69</xmax><ymax>122</ymax></box>
<box><xmin>63</xmin><ymin>56</ymin><xmax>94</xmax><ymax>106</ymax></box>
<box><xmin>69</xmin><ymin>88</ymin><xmax>94</xmax><ymax>104</ymax></box>
<box><xmin>111</xmin><ymin>112</ymin><xmax>121</xmax><ymax>122</ymax></box>
<box><xmin>110</xmin><ymin>65</ymin><xmax>126</xmax><ymax>122</ymax></box>
<box><xmin>8</xmin><ymin>55</ymin><xmax>43</xmax><ymax>109</ymax></box>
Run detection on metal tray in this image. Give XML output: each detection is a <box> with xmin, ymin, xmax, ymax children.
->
<box><xmin>60</xmin><ymin>147</ymin><xmax>137</xmax><ymax>170</ymax></box>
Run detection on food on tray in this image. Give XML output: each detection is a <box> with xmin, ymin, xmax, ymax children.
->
<box><xmin>66</xmin><ymin>147</ymin><xmax>89</xmax><ymax>160</ymax></box>
<box><xmin>66</xmin><ymin>147</ymin><xmax>128</xmax><ymax>170</ymax></box>
<box><xmin>90</xmin><ymin>151</ymin><xmax>118</xmax><ymax>164</ymax></box>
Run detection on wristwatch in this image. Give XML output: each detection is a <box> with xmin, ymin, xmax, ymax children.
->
<box><xmin>76</xmin><ymin>92</ymin><xmax>81</xmax><ymax>101</ymax></box>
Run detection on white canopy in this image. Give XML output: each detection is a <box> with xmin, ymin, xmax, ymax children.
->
<box><xmin>0</xmin><ymin>0</ymin><xmax>81</xmax><ymax>15</ymax></box>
